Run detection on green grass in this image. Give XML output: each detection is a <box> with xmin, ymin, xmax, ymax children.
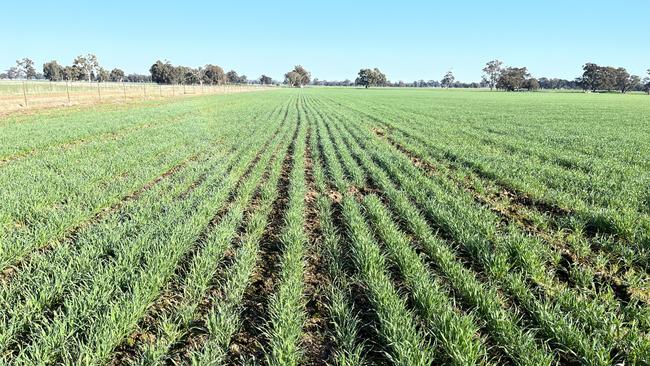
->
<box><xmin>1</xmin><ymin>87</ymin><xmax>648</xmax><ymax>365</ymax></box>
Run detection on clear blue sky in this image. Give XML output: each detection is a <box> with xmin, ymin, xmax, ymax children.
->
<box><xmin>3</xmin><ymin>0</ymin><xmax>649</xmax><ymax>82</ymax></box>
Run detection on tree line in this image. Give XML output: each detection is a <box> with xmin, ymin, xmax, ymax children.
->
<box><xmin>1</xmin><ymin>54</ymin><xmax>150</xmax><ymax>83</ymax></box>
<box><xmin>578</xmin><ymin>63</ymin><xmax>646</xmax><ymax>93</ymax></box>
<box><xmin>2</xmin><ymin>55</ymin><xmax>649</xmax><ymax>93</ymax></box>
<box><xmin>322</xmin><ymin>61</ymin><xmax>650</xmax><ymax>93</ymax></box>
<box><xmin>0</xmin><ymin>55</ymin><xmax>278</xmax><ymax>86</ymax></box>
<box><xmin>149</xmin><ymin>60</ymin><xmax>255</xmax><ymax>85</ymax></box>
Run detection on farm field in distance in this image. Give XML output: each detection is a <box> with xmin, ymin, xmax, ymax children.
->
<box><xmin>1</xmin><ymin>88</ymin><xmax>649</xmax><ymax>365</ymax></box>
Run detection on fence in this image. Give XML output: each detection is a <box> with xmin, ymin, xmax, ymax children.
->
<box><xmin>0</xmin><ymin>80</ymin><xmax>272</xmax><ymax>114</ymax></box>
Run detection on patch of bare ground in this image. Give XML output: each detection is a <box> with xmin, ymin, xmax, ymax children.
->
<box><xmin>0</xmin><ymin>153</ymin><xmax>200</xmax><ymax>283</ymax></box>
<box><xmin>225</xmin><ymin>119</ymin><xmax>300</xmax><ymax>365</ymax></box>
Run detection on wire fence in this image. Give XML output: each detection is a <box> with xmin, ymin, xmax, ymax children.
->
<box><xmin>0</xmin><ymin>80</ymin><xmax>273</xmax><ymax>114</ymax></box>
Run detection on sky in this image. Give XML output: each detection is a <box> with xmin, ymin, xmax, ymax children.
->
<box><xmin>2</xmin><ymin>1</ymin><xmax>649</xmax><ymax>82</ymax></box>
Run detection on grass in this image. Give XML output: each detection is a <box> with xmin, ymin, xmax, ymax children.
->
<box><xmin>0</xmin><ymin>87</ymin><xmax>648</xmax><ymax>365</ymax></box>
<box><xmin>0</xmin><ymin>80</ymin><xmax>270</xmax><ymax>115</ymax></box>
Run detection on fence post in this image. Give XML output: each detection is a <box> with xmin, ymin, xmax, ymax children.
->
<box><xmin>159</xmin><ymin>84</ymin><xmax>162</xmax><ymax>97</ymax></box>
<box><xmin>143</xmin><ymin>83</ymin><xmax>147</xmax><ymax>99</ymax></box>
<box><xmin>66</xmin><ymin>81</ymin><xmax>71</xmax><ymax>105</ymax></box>
<box><xmin>22</xmin><ymin>81</ymin><xmax>28</xmax><ymax>107</ymax></box>
<box><xmin>97</xmin><ymin>82</ymin><xmax>101</xmax><ymax>102</ymax></box>
<box><xmin>123</xmin><ymin>82</ymin><xmax>127</xmax><ymax>102</ymax></box>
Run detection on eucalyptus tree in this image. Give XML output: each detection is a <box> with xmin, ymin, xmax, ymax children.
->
<box><xmin>482</xmin><ymin>59</ymin><xmax>503</xmax><ymax>90</ymax></box>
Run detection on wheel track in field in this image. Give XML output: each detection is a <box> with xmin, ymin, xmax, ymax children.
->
<box><xmin>107</xmin><ymin>106</ymin><xmax>289</xmax><ymax>365</ymax></box>
<box><xmin>305</xmin><ymin>97</ymin><xmax>397</xmax><ymax>365</ymax></box>
<box><xmin>300</xmin><ymin>121</ymin><xmax>335</xmax><ymax>364</ymax></box>
<box><xmin>225</xmin><ymin>100</ymin><xmax>300</xmax><ymax>364</ymax></box>
<box><xmin>305</xmin><ymin>102</ymin><xmax>370</xmax><ymax>365</ymax></box>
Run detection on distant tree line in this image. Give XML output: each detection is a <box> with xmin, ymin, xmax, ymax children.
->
<box><xmin>0</xmin><ymin>54</ymin><xmax>137</xmax><ymax>83</ymax></box>
<box><xmin>478</xmin><ymin>61</ymin><xmax>539</xmax><ymax>91</ymax></box>
<box><xmin>481</xmin><ymin>59</ymin><xmax>649</xmax><ymax>93</ymax></box>
<box><xmin>311</xmin><ymin>79</ymin><xmax>355</xmax><ymax>87</ymax></box>
<box><xmin>149</xmin><ymin>60</ymin><xmax>251</xmax><ymax>85</ymax></box>
<box><xmin>2</xmin><ymin>55</ymin><xmax>649</xmax><ymax>93</ymax></box>
<box><xmin>577</xmin><ymin>63</ymin><xmax>645</xmax><ymax>93</ymax></box>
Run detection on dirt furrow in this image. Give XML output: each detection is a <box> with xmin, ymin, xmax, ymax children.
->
<box><xmin>225</xmin><ymin>107</ymin><xmax>300</xmax><ymax>364</ymax></box>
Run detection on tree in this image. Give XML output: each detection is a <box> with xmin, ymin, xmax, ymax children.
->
<box><xmin>96</xmin><ymin>67</ymin><xmax>110</xmax><ymax>82</ymax></box>
<box><xmin>284</xmin><ymin>65</ymin><xmax>310</xmax><ymax>87</ymax></box>
<box><xmin>645</xmin><ymin>69</ymin><xmax>650</xmax><ymax>95</ymax></box>
<box><xmin>6</xmin><ymin>67</ymin><xmax>19</xmax><ymax>79</ymax></box>
<box><xmin>182</xmin><ymin>67</ymin><xmax>200</xmax><ymax>84</ymax></box>
<box><xmin>109</xmin><ymin>68</ymin><xmax>125</xmax><ymax>82</ymax></box>
<box><xmin>441</xmin><ymin>70</ymin><xmax>455</xmax><ymax>88</ymax></box>
<box><xmin>581</xmin><ymin>63</ymin><xmax>615</xmax><ymax>91</ymax></box>
<box><xmin>62</xmin><ymin>66</ymin><xmax>75</xmax><ymax>81</ymax></box>
<box><xmin>43</xmin><ymin>60</ymin><xmax>63</xmax><ymax>81</ymax></box>
<box><xmin>497</xmin><ymin>67</ymin><xmax>530</xmax><ymax>91</ymax></box>
<box><xmin>598</xmin><ymin>66</ymin><xmax>617</xmax><ymax>91</ymax></box>
<box><xmin>189</xmin><ymin>67</ymin><xmax>205</xmax><ymax>85</ymax></box>
<box><xmin>16</xmin><ymin>57</ymin><xmax>36</xmax><ymax>79</ymax></box>
<box><xmin>580</xmin><ymin>63</ymin><xmax>600</xmax><ymax>91</ymax></box>
<box><xmin>293</xmin><ymin>65</ymin><xmax>310</xmax><ymax>85</ymax></box>
<box><xmin>582</xmin><ymin>63</ymin><xmax>641</xmax><ymax>92</ymax></box>
<box><xmin>355</xmin><ymin>68</ymin><xmax>387</xmax><ymax>88</ymax></box>
<box><xmin>226</xmin><ymin>70</ymin><xmax>240</xmax><ymax>84</ymax></box>
<box><xmin>73</xmin><ymin>54</ymin><xmax>99</xmax><ymax>82</ymax></box>
<box><xmin>284</xmin><ymin>71</ymin><xmax>302</xmax><ymax>87</ymax></box>
<box><xmin>150</xmin><ymin>60</ymin><xmax>176</xmax><ymax>84</ymax></box>
<box><xmin>523</xmin><ymin>77</ymin><xmax>540</xmax><ymax>91</ymax></box>
<box><xmin>259</xmin><ymin>74</ymin><xmax>273</xmax><ymax>85</ymax></box>
<box><xmin>126</xmin><ymin>73</ymin><xmax>151</xmax><ymax>83</ymax></box>
<box><xmin>482</xmin><ymin>60</ymin><xmax>503</xmax><ymax>90</ymax></box>
<box><xmin>355</xmin><ymin>69</ymin><xmax>373</xmax><ymax>88</ymax></box>
<box><xmin>373</xmin><ymin>68</ymin><xmax>387</xmax><ymax>86</ymax></box>
<box><xmin>15</xmin><ymin>58</ymin><xmax>36</xmax><ymax>79</ymax></box>
<box><xmin>614</xmin><ymin>67</ymin><xmax>639</xmax><ymax>93</ymax></box>
<box><xmin>203</xmin><ymin>64</ymin><xmax>225</xmax><ymax>85</ymax></box>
